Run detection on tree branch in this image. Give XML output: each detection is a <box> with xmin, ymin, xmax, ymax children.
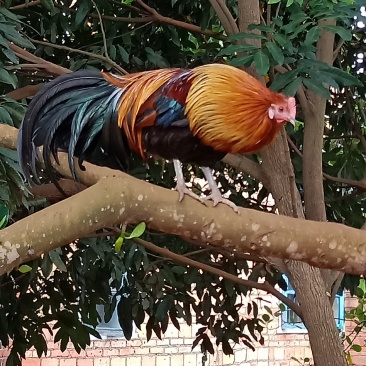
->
<box><xmin>10</xmin><ymin>0</ymin><xmax>40</xmax><ymax>10</ymax></box>
<box><xmin>9</xmin><ymin>44</ymin><xmax>71</xmax><ymax>76</ymax></box>
<box><xmin>221</xmin><ymin>154</ymin><xmax>268</xmax><ymax>186</ymax></box>
<box><xmin>208</xmin><ymin>0</ymin><xmax>239</xmax><ymax>35</ymax></box>
<box><xmin>134</xmin><ymin>236</ymin><xmax>302</xmax><ymax>317</ymax></box>
<box><xmin>5</xmin><ymin>84</ymin><xmax>43</xmax><ymax>101</ymax></box>
<box><xmin>30</xmin><ymin>39</ymin><xmax>127</xmax><ymax>75</ymax></box>
<box><xmin>0</xmin><ymin>146</ymin><xmax>365</xmax><ymax>276</ymax></box>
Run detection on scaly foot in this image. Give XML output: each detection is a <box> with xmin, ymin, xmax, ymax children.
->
<box><xmin>204</xmin><ymin>192</ymin><xmax>239</xmax><ymax>213</ymax></box>
<box><xmin>175</xmin><ymin>182</ymin><xmax>207</xmax><ymax>205</ymax></box>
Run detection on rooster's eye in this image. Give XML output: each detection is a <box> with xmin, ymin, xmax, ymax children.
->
<box><xmin>278</xmin><ymin>106</ymin><xmax>284</xmax><ymax>112</ymax></box>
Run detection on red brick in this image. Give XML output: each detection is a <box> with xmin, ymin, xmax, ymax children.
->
<box><xmin>41</xmin><ymin>358</ymin><xmax>59</xmax><ymax>366</ymax></box>
<box><xmin>133</xmin><ymin>348</ymin><xmax>150</xmax><ymax>355</ymax></box>
<box><xmin>148</xmin><ymin>347</ymin><xmax>164</xmax><ymax>354</ymax></box>
<box><xmin>102</xmin><ymin>349</ymin><xmax>120</xmax><ymax>357</ymax></box>
<box><xmin>92</xmin><ymin>341</ymin><xmax>111</xmax><ymax>349</ymax></box>
<box><xmin>23</xmin><ymin>358</ymin><xmax>41</xmax><ymax>366</ymax></box>
<box><xmin>119</xmin><ymin>348</ymin><xmax>134</xmax><ymax>356</ymax></box>
<box><xmin>60</xmin><ymin>358</ymin><xmax>76</xmax><ymax>366</ymax></box>
<box><xmin>77</xmin><ymin>359</ymin><xmax>94</xmax><ymax>366</ymax></box>
<box><xmin>110</xmin><ymin>341</ymin><xmax>127</xmax><ymax>348</ymax></box>
<box><xmin>86</xmin><ymin>349</ymin><xmax>103</xmax><ymax>357</ymax></box>
<box><xmin>50</xmin><ymin>350</ymin><xmax>68</xmax><ymax>357</ymax></box>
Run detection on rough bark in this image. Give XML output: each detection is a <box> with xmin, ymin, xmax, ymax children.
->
<box><xmin>235</xmin><ymin>1</ymin><xmax>348</xmax><ymax>365</ymax></box>
<box><xmin>0</xmin><ymin>145</ymin><xmax>365</xmax><ymax>276</ymax></box>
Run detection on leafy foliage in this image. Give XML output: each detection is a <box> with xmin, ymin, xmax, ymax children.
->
<box><xmin>0</xmin><ymin>0</ymin><xmax>364</xmax><ymax>365</ymax></box>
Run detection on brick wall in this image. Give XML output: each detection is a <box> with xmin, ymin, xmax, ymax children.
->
<box><xmin>345</xmin><ymin>292</ymin><xmax>366</xmax><ymax>366</ymax></box>
<box><xmin>15</xmin><ymin>290</ymin><xmax>314</xmax><ymax>366</ymax></box>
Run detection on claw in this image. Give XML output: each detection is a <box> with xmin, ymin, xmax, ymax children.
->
<box><xmin>201</xmin><ymin>166</ymin><xmax>240</xmax><ymax>214</ymax></box>
<box><xmin>175</xmin><ymin>182</ymin><xmax>207</xmax><ymax>205</ymax></box>
<box><xmin>204</xmin><ymin>192</ymin><xmax>240</xmax><ymax>213</ymax></box>
<box><xmin>173</xmin><ymin>159</ymin><xmax>207</xmax><ymax>206</ymax></box>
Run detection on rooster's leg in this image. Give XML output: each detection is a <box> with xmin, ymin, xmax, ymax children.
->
<box><xmin>173</xmin><ymin>160</ymin><xmax>206</xmax><ymax>204</ymax></box>
<box><xmin>201</xmin><ymin>167</ymin><xmax>239</xmax><ymax>213</ymax></box>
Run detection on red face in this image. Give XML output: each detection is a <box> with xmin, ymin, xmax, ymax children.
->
<box><xmin>268</xmin><ymin>97</ymin><xmax>297</xmax><ymax>125</ymax></box>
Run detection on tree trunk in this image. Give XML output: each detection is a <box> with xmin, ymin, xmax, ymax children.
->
<box><xmin>236</xmin><ymin>2</ymin><xmax>347</xmax><ymax>365</ymax></box>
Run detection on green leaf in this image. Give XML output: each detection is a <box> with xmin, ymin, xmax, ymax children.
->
<box><xmin>48</xmin><ymin>250</ymin><xmax>67</xmax><ymax>272</ymax></box>
<box><xmin>114</xmin><ymin>235</ymin><xmax>125</xmax><ymax>253</ymax></box>
<box><xmin>248</xmin><ymin>24</ymin><xmax>275</xmax><ymax>33</ymax></box>
<box><xmin>228</xmin><ymin>54</ymin><xmax>254</xmax><ymax>67</ymax></box>
<box><xmin>304</xmin><ymin>26</ymin><xmax>321</xmax><ymax>46</ymax></box>
<box><xmin>0</xmin><ymin>69</ymin><xmax>16</xmax><ymax>88</ymax></box>
<box><xmin>75</xmin><ymin>0</ymin><xmax>91</xmax><ymax>26</ymax></box>
<box><xmin>156</xmin><ymin>295</ymin><xmax>174</xmax><ymax>322</ymax></box>
<box><xmin>265</xmin><ymin>42</ymin><xmax>284</xmax><ymax>65</ymax></box>
<box><xmin>0</xmin><ymin>107</ymin><xmax>13</xmax><ymax>125</ymax></box>
<box><xmin>0</xmin><ymin>24</ymin><xmax>35</xmax><ymax>49</ymax></box>
<box><xmin>283</xmin><ymin>77</ymin><xmax>303</xmax><ymax>96</ymax></box>
<box><xmin>270</xmin><ymin>70</ymin><xmax>299</xmax><ymax>92</ymax></box>
<box><xmin>228</xmin><ymin>32</ymin><xmax>267</xmax><ymax>41</ymax></box>
<box><xmin>302</xmin><ymin>77</ymin><xmax>330</xmax><ymax>99</ymax></box>
<box><xmin>268</xmin><ymin>0</ymin><xmax>280</xmax><ymax>3</ymax></box>
<box><xmin>351</xmin><ymin>344</ymin><xmax>362</xmax><ymax>352</ymax></box>
<box><xmin>253</xmin><ymin>50</ymin><xmax>269</xmax><ymax>75</ymax></box>
<box><xmin>117</xmin><ymin>45</ymin><xmax>129</xmax><ymax>63</ymax></box>
<box><xmin>218</xmin><ymin>44</ymin><xmax>259</xmax><ymax>56</ymax></box>
<box><xmin>321</xmin><ymin>25</ymin><xmax>352</xmax><ymax>41</ymax></box>
<box><xmin>125</xmin><ymin>222</ymin><xmax>146</xmax><ymax>240</ymax></box>
<box><xmin>0</xmin><ymin>204</ymin><xmax>9</xmax><ymax>229</ymax></box>
<box><xmin>273</xmin><ymin>33</ymin><xmax>291</xmax><ymax>49</ymax></box>
<box><xmin>322</xmin><ymin>68</ymin><xmax>363</xmax><ymax>87</ymax></box>
<box><xmin>18</xmin><ymin>264</ymin><xmax>32</xmax><ymax>273</ymax></box>
<box><xmin>117</xmin><ymin>295</ymin><xmax>133</xmax><ymax>340</ymax></box>
<box><xmin>40</xmin><ymin>0</ymin><xmax>55</xmax><ymax>12</ymax></box>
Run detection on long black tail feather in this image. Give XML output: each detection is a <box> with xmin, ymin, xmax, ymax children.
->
<box><xmin>17</xmin><ymin>70</ymin><xmax>130</xmax><ymax>185</ymax></box>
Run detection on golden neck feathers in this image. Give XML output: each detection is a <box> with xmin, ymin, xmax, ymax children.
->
<box><xmin>185</xmin><ymin>64</ymin><xmax>285</xmax><ymax>154</ymax></box>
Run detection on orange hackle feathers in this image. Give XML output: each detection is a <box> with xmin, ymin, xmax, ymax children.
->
<box><xmin>185</xmin><ymin>64</ymin><xmax>289</xmax><ymax>154</ymax></box>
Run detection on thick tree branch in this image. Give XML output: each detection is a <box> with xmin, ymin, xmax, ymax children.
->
<box><xmin>30</xmin><ymin>179</ymin><xmax>87</xmax><ymax>203</ymax></box>
<box><xmin>208</xmin><ymin>0</ymin><xmax>239</xmax><ymax>35</ymax></box>
<box><xmin>5</xmin><ymin>84</ymin><xmax>43</xmax><ymax>101</ymax></box>
<box><xmin>9</xmin><ymin>44</ymin><xmax>71</xmax><ymax>76</ymax></box>
<box><xmin>0</xmin><ymin>151</ymin><xmax>365</xmax><ymax>276</ymax></box>
<box><xmin>0</xmin><ymin>125</ymin><xmax>18</xmax><ymax>150</ymax></box>
<box><xmin>221</xmin><ymin>154</ymin><xmax>268</xmax><ymax>186</ymax></box>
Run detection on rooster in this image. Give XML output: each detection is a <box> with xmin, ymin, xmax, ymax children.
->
<box><xmin>18</xmin><ymin>63</ymin><xmax>296</xmax><ymax>212</ymax></box>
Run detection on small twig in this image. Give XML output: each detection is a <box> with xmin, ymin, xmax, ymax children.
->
<box><xmin>287</xmin><ymin>135</ymin><xmax>303</xmax><ymax>158</ymax></box>
<box><xmin>333</xmin><ymin>39</ymin><xmax>344</xmax><ymax>62</ymax></box>
<box><xmin>322</xmin><ymin>173</ymin><xmax>366</xmax><ymax>191</ymax></box>
<box><xmin>30</xmin><ymin>39</ymin><xmax>128</xmax><ymax>75</ymax></box>
<box><xmin>287</xmin><ymin>134</ymin><xmax>366</xmax><ymax>191</ymax></box>
<box><xmin>10</xmin><ymin>0</ymin><xmax>40</xmax><ymax>10</ymax></box>
<box><xmin>90</xmin><ymin>0</ymin><xmax>120</xmax><ymax>73</ymax></box>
